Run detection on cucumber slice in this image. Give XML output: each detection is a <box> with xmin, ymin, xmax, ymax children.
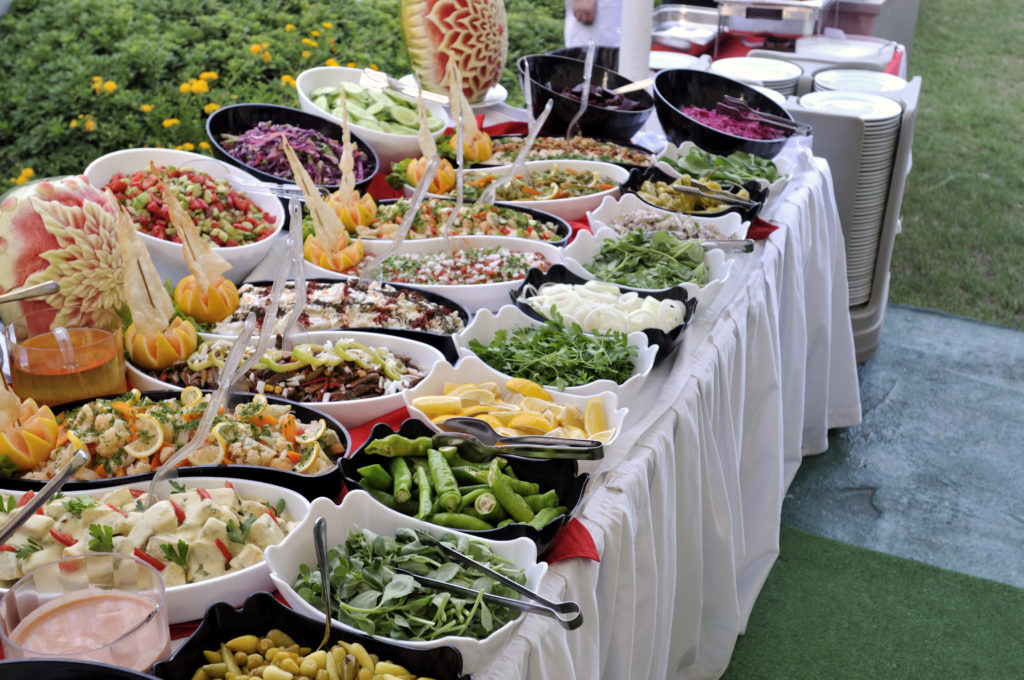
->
<box><xmin>390</xmin><ymin>106</ymin><xmax>418</xmax><ymax>127</ymax></box>
<box><xmin>357</xmin><ymin>119</ymin><xmax>383</xmax><ymax>132</ymax></box>
<box><xmin>365</xmin><ymin>100</ymin><xmax>385</xmax><ymax>116</ymax></box>
<box><xmin>341</xmin><ymin>81</ymin><xmax>364</xmax><ymax>95</ymax></box>
<box><xmin>345</xmin><ymin>101</ymin><xmax>370</xmax><ymax>120</ymax></box>
<box><xmin>390</xmin><ymin>124</ymin><xmax>419</xmax><ymax>135</ymax></box>
<box><xmin>312</xmin><ymin>95</ymin><xmax>329</xmax><ymax>111</ymax></box>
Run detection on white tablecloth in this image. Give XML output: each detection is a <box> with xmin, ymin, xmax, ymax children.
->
<box><xmin>475</xmin><ymin>141</ymin><xmax>862</xmax><ymax>680</ymax></box>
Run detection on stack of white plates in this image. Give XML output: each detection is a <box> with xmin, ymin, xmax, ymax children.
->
<box><xmin>813</xmin><ymin>68</ymin><xmax>908</xmax><ymax>100</ymax></box>
<box><xmin>798</xmin><ymin>90</ymin><xmax>904</xmax><ymax>305</ymax></box>
<box><xmin>710</xmin><ymin>57</ymin><xmax>802</xmax><ymax>96</ymax></box>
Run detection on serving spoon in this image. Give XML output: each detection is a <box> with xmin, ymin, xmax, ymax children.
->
<box><xmin>565</xmin><ymin>40</ymin><xmax>596</xmax><ymax>141</ymax></box>
<box><xmin>313</xmin><ymin>516</ymin><xmax>332</xmax><ymax>652</ymax></box>
<box><xmin>0</xmin><ymin>449</ymin><xmax>89</xmax><ymax>547</ymax></box>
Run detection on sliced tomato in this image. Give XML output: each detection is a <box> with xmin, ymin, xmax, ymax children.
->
<box><xmin>196</xmin><ymin>488</ymin><xmax>212</xmax><ymax>501</ymax></box>
<box><xmin>129</xmin><ymin>488</ymin><xmax>145</xmax><ymax>498</ymax></box>
<box><xmin>0</xmin><ymin>544</ymin><xmax>14</xmax><ymax>553</ymax></box>
<box><xmin>49</xmin><ymin>527</ymin><xmax>78</xmax><ymax>547</ymax></box>
<box><xmin>133</xmin><ymin>547</ymin><xmax>165</xmax><ymax>572</ymax></box>
<box><xmin>169</xmin><ymin>499</ymin><xmax>186</xmax><ymax>524</ymax></box>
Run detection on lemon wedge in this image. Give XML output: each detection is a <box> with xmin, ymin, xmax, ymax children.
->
<box><xmin>295</xmin><ymin>418</ymin><xmax>327</xmax><ymax>445</ymax></box>
<box><xmin>411</xmin><ymin>395</ymin><xmax>462</xmax><ymax>417</ymax></box>
<box><xmin>126</xmin><ymin>388</ymin><xmax>142</xmax><ymax>404</ymax></box>
<box><xmin>180</xmin><ymin>386</ymin><xmax>203</xmax><ymax>407</ymax></box>
<box><xmin>67</xmin><ymin>430</ymin><xmax>87</xmax><ymax>452</ymax></box>
<box><xmin>293</xmin><ymin>442</ymin><xmax>323</xmax><ymax>473</ymax></box>
<box><xmin>505</xmin><ymin>377</ymin><xmax>552</xmax><ymax>401</ymax></box>
<box><xmin>508</xmin><ymin>412</ymin><xmax>554</xmax><ymax>434</ymax></box>
<box><xmin>584</xmin><ymin>398</ymin><xmax>606</xmax><ymax>437</ymax></box>
<box><xmin>456</xmin><ymin>388</ymin><xmax>497</xmax><ymax>407</ymax></box>
<box><xmin>588</xmin><ymin>428</ymin><xmax>617</xmax><ymax>444</ymax></box>
<box><xmin>124</xmin><ymin>413</ymin><xmax>164</xmax><ymax>459</ymax></box>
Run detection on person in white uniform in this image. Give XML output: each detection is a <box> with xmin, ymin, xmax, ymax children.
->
<box><xmin>564</xmin><ymin>0</ymin><xmax>622</xmax><ymax>47</ymax></box>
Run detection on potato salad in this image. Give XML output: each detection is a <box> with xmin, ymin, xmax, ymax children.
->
<box><xmin>0</xmin><ymin>484</ymin><xmax>296</xmax><ymax>587</ymax></box>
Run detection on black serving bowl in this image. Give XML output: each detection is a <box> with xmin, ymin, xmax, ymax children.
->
<box><xmin>367</xmin><ymin>198</ymin><xmax>572</xmax><ymax>247</ymax></box>
<box><xmin>510</xmin><ymin>264</ymin><xmax>698</xmax><ymax>362</ymax></box>
<box><xmin>0</xmin><ymin>391</ymin><xmax>350</xmax><ymax>501</ymax></box>
<box><xmin>546</xmin><ymin>45</ymin><xmax>621</xmax><ymax>72</ymax></box>
<box><xmin>623</xmin><ymin>164</ymin><xmax>767</xmax><ymax>223</ymax></box>
<box><xmin>516</xmin><ymin>54</ymin><xmax>654</xmax><ymax>142</ymax></box>
<box><xmin>653</xmin><ymin>68</ymin><xmax>794</xmax><ymax>159</ymax></box>
<box><xmin>0</xmin><ymin>659</ymin><xmax>159</xmax><ymax>680</ymax></box>
<box><xmin>205</xmin><ymin>102</ymin><xmax>379</xmax><ymax>195</ymax></box>
<box><xmin>341</xmin><ymin>419</ymin><xmax>590</xmax><ymax>558</ymax></box>
<box><xmin>152</xmin><ymin>592</ymin><xmax>469</xmax><ymax>680</ymax></box>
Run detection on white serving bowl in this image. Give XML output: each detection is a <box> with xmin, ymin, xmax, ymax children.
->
<box><xmin>126</xmin><ymin>330</ymin><xmax>446</xmax><ymax>429</ymax></box>
<box><xmin>265</xmin><ymin>491</ymin><xmax>546</xmax><ymax>673</ymax></box>
<box><xmin>562</xmin><ymin>226</ymin><xmax>735</xmax><ymax>311</ymax></box>
<box><xmin>402</xmin><ymin>354</ymin><xmax>628</xmax><ymax>449</ymax></box>
<box><xmin>0</xmin><ymin>477</ymin><xmax>310</xmax><ymax>624</ymax></box>
<box><xmin>83</xmin><ymin>147</ymin><xmax>286</xmax><ymax>285</ymax></box>
<box><xmin>296</xmin><ymin>66</ymin><xmax>450</xmax><ymax>173</ymax></box>
<box><xmin>406</xmin><ymin>159</ymin><xmax>630</xmax><ymax>222</ymax></box>
<box><xmin>452</xmin><ymin>305</ymin><xmax>656</xmax><ymax>404</ymax></box>
<box><xmin>303</xmin><ymin>234</ymin><xmax>565</xmax><ymax>313</ymax></box>
<box><xmin>586</xmin><ymin>192</ymin><xmax>748</xmax><ymax>239</ymax></box>
<box><xmin>654</xmin><ymin>141</ymin><xmax>794</xmax><ymax>208</ymax></box>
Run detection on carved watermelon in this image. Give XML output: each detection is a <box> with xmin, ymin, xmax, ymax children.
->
<box><xmin>401</xmin><ymin>0</ymin><xmax>508</xmax><ymax>104</ymax></box>
<box><xmin>0</xmin><ymin>175</ymin><xmax>124</xmax><ymax>328</ymax></box>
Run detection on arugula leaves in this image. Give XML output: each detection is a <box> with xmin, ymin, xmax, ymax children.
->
<box><xmin>663</xmin><ymin>147</ymin><xmax>781</xmax><ymax>186</ymax></box>
<box><xmin>88</xmin><ymin>524</ymin><xmax>115</xmax><ymax>552</ymax></box>
<box><xmin>468</xmin><ymin>313</ymin><xmax>638</xmax><ymax>390</ymax></box>
<box><xmin>584</xmin><ymin>230</ymin><xmax>709</xmax><ymax>290</ymax></box>
<box><xmin>160</xmin><ymin>540</ymin><xmax>190</xmax><ymax>568</ymax></box>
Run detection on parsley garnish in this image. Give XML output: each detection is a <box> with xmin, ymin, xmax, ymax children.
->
<box><xmin>15</xmin><ymin>537</ymin><xmax>43</xmax><ymax>560</ymax></box>
<box><xmin>226</xmin><ymin>514</ymin><xmax>257</xmax><ymax>544</ymax></box>
<box><xmin>62</xmin><ymin>495</ymin><xmax>99</xmax><ymax>518</ymax></box>
<box><xmin>160</xmin><ymin>539</ymin><xmax>189</xmax><ymax>567</ymax></box>
<box><xmin>1</xmin><ymin>495</ymin><xmax>16</xmax><ymax>514</ymax></box>
<box><xmin>169</xmin><ymin>480</ymin><xmax>187</xmax><ymax>494</ymax></box>
<box><xmin>136</xmin><ymin>499</ymin><xmax>146</xmax><ymax>513</ymax></box>
<box><xmin>88</xmin><ymin>524</ymin><xmax>115</xmax><ymax>552</ymax></box>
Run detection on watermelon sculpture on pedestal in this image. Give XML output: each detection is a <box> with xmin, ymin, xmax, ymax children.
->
<box><xmin>401</xmin><ymin>0</ymin><xmax>508</xmax><ymax>104</ymax></box>
<box><xmin>0</xmin><ymin>175</ymin><xmax>124</xmax><ymax>328</ymax></box>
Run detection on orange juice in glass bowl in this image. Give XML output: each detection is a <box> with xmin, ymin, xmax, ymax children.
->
<box><xmin>4</xmin><ymin>307</ymin><xmax>127</xmax><ymax>406</ymax></box>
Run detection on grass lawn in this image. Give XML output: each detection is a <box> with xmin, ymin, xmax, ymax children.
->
<box><xmin>0</xmin><ymin>0</ymin><xmax>1018</xmax><ymax>329</ymax></box>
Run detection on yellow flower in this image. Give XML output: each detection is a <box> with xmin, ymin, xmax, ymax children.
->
<box><xmin>103</xmin><ymin>80</ymin><xmax>117</xmax><ymax>94</ymax></box>
<box><xmin>183</xmin><ymin>142</ymin><xmax>196</xmax><ymax>151</ymax></box>
<box><xmin>84</xmin><ymin>119</ymin><xmax>96</xmax><ymax>132</ymax></box>
<box><xmin>140</xmin><ymin>104</ymin><xmax>154</xmax><ymax>113</ymax></box>
<box><xmin>262</xmin><ymin>51</ymin><xmax>271</xmax><ymax>63</ymax></box>
<box><xmin>180</xmin><ymin>82</ymin><xmax>191</xmax><ymax>94</ymax></box>
<box><xmin>280</xmin><ymin>74</ymin><xmax>296</xmax><ymax>88</ymax></box>
<box><xmin>328</xmin><ymin>37</ymin><xmax>335</xmax><ymax>47</ymax></box>
<box><xmin>285</xmin><ymin>23</ymin><xmax>295</xmax><ymax>32</ymax></box>
<box><xmin>369</xmin><ymin>63</ymin><xmax>379</xmax><ymax>71</ymax></box>
<box><xmin>13</xmin><ymin>168</ymin><xmax>35</xmax><ymax>185</ymax></box>
<box><xmin>321</xmin><ymin>22</ymin><xmax>333</xmax><ymax>29</ymax></box>
<box><xmin>250</xmin><ymin>43</ymin><xmax>263</xmax><ymax>54</ymax></box>
<box><xmin>301</xmin><ymin>50</ymin><xmax>311</xmax><ymax>59</ymax></box>
<box><xmin>69</xmin><ymin>119</ymin><xmax>79</xmax><ymax>129</ymax></box>
<box><xmin>203</xmin><ymin>102</ymin><xmax>220</xmax><ymax>114</ymax></box>
<box><xmin>310</xmin><ymin>30</ymin><xmax>320</xmax><ymax>37</ymax></box>
<box><xmin>163</xmin><ymin>118</ymin><xmax>180</xmax><ymax>128</ymax></box>
<box><xmin>301</xmin><ymin>38</ymin><xmax>317</xmax><ymax>47</ymax></box>
<box><xmin>90</xmin><ymin>76</ymin><xmax>102</xmax><ymax>84</ymax></box>
<box><xmin>199</xmin><ymin>141</ymin><xmax>211</xmax><ymax>150</ymax></box>
<box><xmin>325</xmin><ymin>58</ymin><xmax>340</xmax><ymax>67</ymax></box>
<box><xmin>199</xmin><ymin>71</ymin><xmax>218</xmax><ymax>81</ymax></box>
<box><xmin>174</xmin><ymin>144</ymin><xmax>184</xmax><ymax>150</ymax></box>
<box><xmin>346</xmin><ymin>62</ymin><xmax>356</xmax><ymax>68</ymax></box>
<box><xmin>190</xmin><ymin>79</ymin><xmax>209</xmax><ymax>94</ymax></box>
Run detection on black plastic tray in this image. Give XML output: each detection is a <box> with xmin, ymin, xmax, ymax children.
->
<box><xmin>152</xmin><ymin>592</ymin><xmax>469</xmax><ymax>680</ymax></box>
<box><xmin>509</xmin><ymin>263</ymin><xmax>698</xmax><ymax>362</ymax></box>
<box><xmin>0</xmin><ymin>390</ymin><xmax>350</xmax><ymax>501</ymax></box>
<box><xmin>342</xmin><ymin>419</ymin><xmax>589</xmax><ymax>558</ymax></box>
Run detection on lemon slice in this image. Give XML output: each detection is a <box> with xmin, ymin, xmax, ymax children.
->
<box><xmin>249</xmin><ymin>394</ymin><xmax>269</xmax><ymax>416</ymax></box>
<box><xmin>67</xmin><ymin>430</ymin><xmax>87</xmax><ymax>452</ymax></box>
<box><xmin>295</xmin><ymin>418</ymin><xmax>327</xmax><ymax>445</ymax></box>
<box><xmin>536</xmin><ymin>182</ymin><xmax>561</xmax><ymax>200</ymax></box>
<box><xmin>444</xmin><ymin>382</ymin><xmax>480</xmax><ymax>396</ymax></box>
<box><xmin>519</xmin><ymin>396</ymin><xmax>554</xmax><ymax>414</ymax></box>
<box><xmin>507</xmin><ymin>412</ymin><xmax>554</xmax><ymax>434</ymax></box>
<box><xmin>188</xmin><ymin>442</ymin><xmax>225</xmax><ymax>466</ymax></box>
<box><xmin>212</xmin><ymin>421</ymin><xmax>247</xmax><ymax>449</ymax></box>
<box><xmin>180</xmin><ymin>386</ymin><xmax>203</xmax><ymax>407</ymax></box>
<box><xmin>560</xmin><ymin>405</ymin><xmax>585</xmax><ymax>430</ymax></box>
<box><xmin>457</xmin><ymin>404</ymin><xmax>498</xmax><ymax>417</ymax></box>
<box><xmin>124</xmin><ymin>413</ymin><xmax>164</xmax><ymax>459</ymax></box>
<box><xmin>584</xmin><ymin>398</ymin><xmax>606</xmax><ymax>437</ymax></box>
<box><xmin>126</xmin><ymin>388</ymin><xmax>142</xmax><ymax>404</ymax></box>
<box><xmin>475</xmin><ymin>414</ymin><xmax>507</xmax><ymax>431</ymax></box>
<box><xmin>482</xmin><ymin>410</ymin><xmax>522</xmax><ymax>425</ymax></box>
<box><xmin>588</xmin><ymin>428</ymin><xmax>616</xmax><ymax>444</ymax></box>
<box><xmin>505</xmin><ymin>377</ymin><xmax>551</xmax><ymax>401</ymax></box>
<box><xmin>456</xmin><ymin>388</ymin><xmax>497</xmax><ymax>407</ymax></box>
<box><xmin>294</xmin><ymin>442</ymin><xmax>323</xmax><ymax>473</ymax></box>
<box><xmin>411</xmin><ymin>395</ymin><xmax>462</xmax><ymax>417</ymax></box>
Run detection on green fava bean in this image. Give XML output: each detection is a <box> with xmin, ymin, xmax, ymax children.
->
<box><xmin>364</xmin><ymin>433</ymin><xmax>433</xmax><ymax>457</ymax></box>
<box><xmin>487</xmin><ymin>459</ymin><xmax>534</xmax><ymax>523</ymax></box>
<box><xmin>390</xmin><ymin>457</ymin><xmax>413</xmax><ymax>504</ymax></box>
<box><xmin>356</xmin><ymin>463</ymin><xmax>393</xmax><ymax>491</ymax></box>
<box><xmin>430</xmin><ymin>512</ymin><xmax>495</xmax><ymax>531</ymax></box>
<box><xmin>528</xmin><ymin>505</ymin><xmax>567</xmax><ymax>531</ymax></box>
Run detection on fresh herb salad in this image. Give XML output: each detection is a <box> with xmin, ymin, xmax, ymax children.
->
<box><xmin>454</xmin><ymin>166</ymin><xmax>618</xmax><ymax>201</ymax></box>
<box><xmin>293</xmin><ymin>526</ymin><xmax>527</xmax><ymax>640</ymax></box>
<box><xmin>584</xmin><ymin>230</ymin><xmax>710</xmax><ymax>290</ymax></box>
<box><xmin>660</xmin><ymin>146</ymin><xmax>781</xmax><ymax>185</ymax></box>
<box><xmin>468</xmin><ymin>313</ymin><xmax>638</xmax><ymax>390</ymax></box>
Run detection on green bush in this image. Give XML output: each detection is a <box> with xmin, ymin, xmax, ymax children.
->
<box><xmin>0</xmin><ymin>0</ymin><xmax>564</xmax><ymax>185</ymax></box>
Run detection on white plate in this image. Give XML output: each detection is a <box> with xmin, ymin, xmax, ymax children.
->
<box><xmin>797</xmin><ymin>90</ymin><xmax>903</xmax><ymax>121</ymax></box>
<box><xmin>0</xmin><ymin>477</ymin><xmax>310</xmax><ymax>624</ymax></box>
<box><xmin>586</xmin><ymin>193</ymin><xmax>748</xmax><ymax>240</ymax></box>
<box><xmin>398</xmin><ymin>73</ymin><xmax>508</xmax><ymax>109</ymax></box>
<box><xmin>562</xmin><ymin>226</ymin><xmax>735</xmax><ymax>311</ymax></box>
<box><xmin>83</xmin><ymin>148</ymin><xmax>286</xmax><ymax>285</ymax></box>
<box><xmin>402</xmin><ymin>354</ymin><xmax>628</xmax><ymax>449</ymax></box>
<box><xmin>752</xmin><ymin>85</ymin><xmax>787</xmax><ymax>107</ymax></box>
<box><xmin>649</xmin><ymin>51</ymin><xmax>701</xmax><ymax>71</ymax></box>
<box><xmin>710</xmin><ymin>57</ymin><xmax>802</xmax><ymax>85</ymax></box>
<box><xmin>265</xmin><ymin>491</ymin><xmax>546</xmax><ymax>673</ymax></box>
<box><xmin>126</xmin><ymin>330</ymin><xmax>446</xmax><ymax>428</ymax></box>
<box><xmin>408</xmin><ymin>159</ymin><xmax>629</xmax><ymax>222</ymax></box>
<box><xmin>302</xmin><ymin>235</ymin><xmax>565</xmax><ymax>313</ymax></box>
<box><xmin>656</xmin><ymin>140</ymin><xmax>793</xmax><ymax>207</ymax></box>
<box><xmin>452</xmin><ymin>305</ymin><xmax>657</xmax><ymax>404</ymax></box>
<box><xmin>795</xmin><ymin>35</ymin><xmax>896</xmax><ymax>64</ymax></box>
<box><xmin>813</xmin><ymin>69</ymin><xmax>907</xmax><ymax>96</ymax></box>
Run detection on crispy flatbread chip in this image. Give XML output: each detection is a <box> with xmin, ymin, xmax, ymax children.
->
<box><xmin>335</xmin><ymin>87</ymin><xmax>356</xmax><ymax>205</ymax></box>
<box><xmin>159</xmin><ymin>182</ymin><xmax>231</xmax><ymax>292</ymax></box>
<box><xmin>415</xmin><ymin>74</ymin><xmax>438</xmax><ymax>160</ymax></box>
<box><xmin>113</xmin><ymin>191</ymin><xmax>174</xmax><ymax>335</ymax></box>
<box><xmin>280</xmin><ymin>134</ymin><xmax>348</xmax><ymax>254</ymax></box>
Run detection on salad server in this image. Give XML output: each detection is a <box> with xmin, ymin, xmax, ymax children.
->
<box><xmin>0</xmin><ymin>281</ymin><xmax>60</xmax><ymax>306</ymax></box>
<box><xmin>436</xmin><ymin>417</ymin><xmax>604</xmax><ymax>460</ymax></box>
<box><xmin>0</xmin><ymin>449</ymin><xmax>88</xmax><ymax>546</ymax></box>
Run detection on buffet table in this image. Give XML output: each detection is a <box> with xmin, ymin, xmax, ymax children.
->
<box><xmin>474</xmin><ymin>140</ymin><xmax>861</xmax><ymax>680</ymax></box>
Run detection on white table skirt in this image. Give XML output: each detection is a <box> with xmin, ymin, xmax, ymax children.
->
<box><xmin>475</xmin><ymin>142</ymin><xmax>862</xmax><ymax>680</ymax></box>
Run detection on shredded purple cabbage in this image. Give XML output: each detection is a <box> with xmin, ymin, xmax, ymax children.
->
<box><xmin>220</xmin><ymin>120</ymin><xmax>372</xmax><ymax>185</ymax></box>
<box><xmin>680</xmin><ymin>105</ymin><xmax>786</xmax><ymax>140</ymax></box>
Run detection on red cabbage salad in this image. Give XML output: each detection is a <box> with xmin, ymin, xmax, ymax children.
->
<box><xmin>219</xmin><ymin>120</ymin><xmax>372</xmax><ymax>185</ymax></box>
<box><xmin>679</xmin><ymin>105</ymin><xmax>786</xmax><ymax>140</ymax></box>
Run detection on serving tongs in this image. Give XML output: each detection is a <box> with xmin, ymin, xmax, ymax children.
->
<box><xmin>436</xmin><ymin>416</ymin><xmax>604</xmax><ymax>460</ymax></box>
<box><xmin>669</xmin><ymin>182</ymin><xmax>761</xmax><ymax>210</ymax></box>
<box><xmin>358</xmin><ymin>68</ymin><xmax>450</xmax><ymax>106</ymax></box>
<box><xmin>0</xmin><ymin>281</ymin><xmax>60</xmax><ymax>307</ymax></box>
<box><xmin>717</xmin><ymin>95</ymin><xmax>812</xmax><ymax>136</ymax></box>
<box><xmin>565</xmin><ymin>41</ymin><xmax>596</xmax><ymax>141</ymax></box>
<box><xmin>701</xmin><ymin>238</ymin><xmax>755</xmax><ymax>253</ymax></box>
<box><xmin>186</xmin><ymin>159</ymin><xmax>328</xmax><ymax>202</ymax></box>
<box><xmin>398</xmin><ymin>529</ymin><xmax>584</xmax><ymax>630</ymax></box>
<box><xmin>0</xmin><ymin>449</ymin><xmax>88</xmax><ymax>547</ymax></box>
<box><xmin>473</xmin><ymin>98</ymin><xmax>555</xmax><ymax>207</ymax></box>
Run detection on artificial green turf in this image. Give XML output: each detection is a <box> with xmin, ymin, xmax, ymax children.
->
<box><xmin>891</xmin><ymin>0</ymin><xmax>1024</xmax><ymax>330</ymax></box>
<box><xmin>720</xmin><ymin>526</ymin><xmax>1024</xmax><ymax>679</ymax></box>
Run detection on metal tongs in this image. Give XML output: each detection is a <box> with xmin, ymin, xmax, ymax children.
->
<box><xmin>717</xmin><ymin>95</ymin><xmax>812</xmax><ymax>136</ymax></box>
<box><xmin>358</xmin><ymin>69</ymin><xmax>450</xmax><ymax>106</ymax></box>
<box><xmin>669</xmin><ymin>182</ymin><xmax>761</xmax><ymax>210</ymax></box>
<box><xmin>0</xmin><ymin>281</ymin><xmax>60</xmax><ymax>307</ymax></box>
<box><xmin>398</xmin><ymin>529</ymin><xmax>584</xmax><ymax>630</ymax></box>
<box><xmin>432</xmin><ymin>426</ymin><xmax>604</xmax><ymax>462</ymax></box>
<box><xmin>565</xmin><ymin>41</ymin><xmax>596</xmax><ymax>141</ymax></box>
<box><xmin>0</xmin><ymin>450</ymin><xmax>89</xmax><ymax>547</ymax></box>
